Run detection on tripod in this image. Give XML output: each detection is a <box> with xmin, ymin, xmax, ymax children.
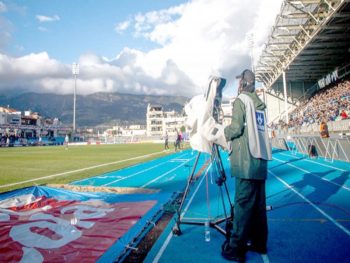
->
<box><xmin>172</xmin><ymin>143</ymin><xmax>234</xmax><ymax>239</ymax></box>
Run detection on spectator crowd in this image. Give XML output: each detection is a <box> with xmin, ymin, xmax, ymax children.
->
<box><xmin>273</xmin><ymin>79</ymin><xmax>350</xmax><ymax>130</ymax></box>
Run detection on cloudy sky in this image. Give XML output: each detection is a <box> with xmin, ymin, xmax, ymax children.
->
<box><xmin>0</xmin><ymin>0</ymin><xmax>283</xmax><ymax>98</ymax></box>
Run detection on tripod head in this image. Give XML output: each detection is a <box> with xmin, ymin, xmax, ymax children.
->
<box><xmin>206</xmin><ymin>76</ymin><xmax>226</xmax><ymax>124</ymax></box>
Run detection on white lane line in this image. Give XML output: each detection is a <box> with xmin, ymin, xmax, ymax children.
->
<box><xmin>279</xmin><ymin>152</ymin><xmax>347</xmax><ymax>172</ymax></box>
<box><xmin>170</xmin><ymin>158</ymin><xmax>190</xmax><ymax>162</ymax></box>
<box><xmin>152</xmin><ymin>161</ymin><xmax>208</xmax><ymax>263</ymax></box>
<box><xmin>181</xmin><ymin>163</ymin><xmax>210</xmax><ymax>218</ymax></box>
<box><xmin>103</xmin><ymin>163</ymin><xmax>164</xmax><ymax>186</ymax></box>
<box><xmin>0</xmin><ymin>151</ymin><xmax>165</xmax><ymax>189</ymax></box>
<box><xmin>102</xmin><ymin>153</ymin><xmax>189</xmax><ymax>186</ymax></box>
<box><xmin>74</xmin><ymin>152</ymin><xmax>189</xmax><ymax>185</ymax></box>
<box><xmin>141</xmin><ymin>156</ymin><xmax>196</xmax><ymax>188</ymax></box>
<box><xmin>261</xmin><ymin>254</ymin><xmax>270</xmax><ymax>263</ymax></box>
<box><xmin>269</xmin><ymin>170</ymin><xmax>350</xmax><ymax>237</ymax></box>
<box><xmin>152</xmin><ymin>231</ymin><xmax>173</xmax><ymax>263</ymax></box>
<box><xmin>272</xmin><ymin>157</ymin><xmax>350</xmax><ymax>192</ymax></box>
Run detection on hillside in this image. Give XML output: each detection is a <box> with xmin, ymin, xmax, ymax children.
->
<box><xmin>0</xmin><ymin>91</ymin><xmax>189</xmax><ymax>127</ymax></box>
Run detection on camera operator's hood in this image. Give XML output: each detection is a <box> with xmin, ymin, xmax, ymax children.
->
<box><xmin>240</xmin><ymin>91</ymin><xmax>266</xmax><ymax>111</ymax></box>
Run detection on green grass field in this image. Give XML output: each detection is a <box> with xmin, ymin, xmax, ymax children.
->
<box><xmin>0</xmin><ymin>143</ymin><xmax>173</xmax><ymax>193</ymax></box>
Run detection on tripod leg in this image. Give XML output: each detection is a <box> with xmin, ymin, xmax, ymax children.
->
<box><xmin>215</xmin><ymin>146</ymin><xmax>233</xmax><ymax>207</ymax></box>
<box><xmin>173</xmin><ymin>152</ymin><xmax>201</xmax><ymax>235</ymax></box>
<box><xmin>212</xmin><ymin>144</ymin><xmax>235</xmax><ymax>241</ymax></box>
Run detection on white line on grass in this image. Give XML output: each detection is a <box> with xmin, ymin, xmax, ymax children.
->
<box><xmin>279</xmin><ymin>152</ymin><xmax>347</xmax><ymax>172</ymax></box>
<box><xmin>141</xmin><ymin>156</ymin><xmax>196</xmax><ymax>188</ymax></box>
<box><xmin>152</xmin><ymin>161</ymin><xmax>208</xmax><ymax>263</ymax></box>
<box><xmin>0</xmin><ymin>151</ymin><xmax>165</xmax><ymax>189</ymax></box>
<box><xmin>269</xmin><ymin>170</ymin><xmax>350</xmax><ymax>237</ymax></box>
<box><xmin>102</xmin><ymin>153</ymin><xmax>189</xmax><ymax>186</ymax></box>
<box><xmin>272</xmin><ymin>157</ymin><xmax>350</xmax><ymax>192</ymax></box>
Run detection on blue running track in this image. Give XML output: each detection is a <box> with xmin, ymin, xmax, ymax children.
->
<box><xmin>71</xmin><ymin>148</ymin><xmax>350</xmax><ymax>263</ymax></box>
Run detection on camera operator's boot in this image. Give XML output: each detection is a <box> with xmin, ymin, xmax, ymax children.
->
<box><xmin>246</xmin><ymin>241</ymin><xmax>267</xmax><ymax>254</ymax></box>
<box><xmin>221</xmin><ymin>242</ymin><xmax>245</xmax><ymax>262</ymax></box>
<box><xmin>247</xmin><ymin>245</ymin><xmax>267</xmax><ymax>254</ymax></box>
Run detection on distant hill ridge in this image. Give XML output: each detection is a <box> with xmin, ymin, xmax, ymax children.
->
<box><xmin>0</xmin><ymin>91</ymin><xmax>189</xmax><ymax>127</ymax></box>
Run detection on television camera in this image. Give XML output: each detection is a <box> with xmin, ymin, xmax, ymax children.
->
<box><xmin>172</xmin><ymin>76</ymin><xmax>233</xmax><ymax>241</ymax></box>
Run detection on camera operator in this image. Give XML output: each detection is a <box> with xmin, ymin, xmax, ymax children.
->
<box><xmin>222</xmin><ymin>69</ymin><xmax>271</xmax><ymax>262</ymax></box>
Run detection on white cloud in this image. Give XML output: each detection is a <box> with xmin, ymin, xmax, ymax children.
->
<box><xmin>0</xmin><ymin>0</ymin><xmax>283</xmax><ymax>97</ymax></box>
<box><xmin>0</xmin><ymin>1</ymin><xmax>7</xmax><ymax>13</ymax></box>
<box><xmin>0</xmin><ymin>51</ymin><xmax>195</xmax><ymax>96</ymax></box>
<box><xmin>133</xmin><ymin>4</ymin><xmax>185</xmax><ymax>41</ymax></box>
<box><xmin>115</xmin><ymin>20</ymin><xmax>130</xmax><ymax>34</ymax></box>
<box><xmin>126</xmin><ymin>0</ymin><xmax>283</xmax><ymax>96</ymax></box>
<box><xmin>36</xmin><ymin>15</ymin><xmax>60</xmax><ymax>22</ymax></box>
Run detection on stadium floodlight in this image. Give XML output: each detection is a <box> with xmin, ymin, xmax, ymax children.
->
<box><xmin>247</xmin><ymin>33</ymin><xmax>254</xmax><ymax>71</ymax></box>
<box><xmin>72</xmin><ymin>63</ymin><xmax>79</xmax><ymax>133</ymax></box>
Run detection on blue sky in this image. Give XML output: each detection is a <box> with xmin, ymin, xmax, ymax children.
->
<box><xmin>0</xmin><ymin>0</ymin><xmax>282</xmax><ymax>97</ymax></box>
<box><xmin>3</xmin><ymin>0</ymin><xmax>185</xmax><ymax>62</ymax></box>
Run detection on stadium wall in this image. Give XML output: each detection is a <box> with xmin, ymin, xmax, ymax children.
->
<box><xmin>265</xmin><ymin>92</ymin><xmax>296</xmax><ymax>124</ymax></box>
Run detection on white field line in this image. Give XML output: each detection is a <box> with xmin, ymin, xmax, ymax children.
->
<box><xmin>279</xmin><ymin>152</ymin><xmax>347</xmax><ymax>172</ymax></box>
<box><xmin>0</xmin><ymin>151</ymin><xmax>165</xmax><ymax>189</ymax></box>
<box><xmin>152</xmin><ymin>161</ymin><xmax>208</xmax><ymax>263</ymax></box>
<box><xmin>141</xmin><ymin>156</ymin><xmax>196</xmax><ymax>188</ymax></box>
<box><xmin>269</xmin><ymin>170</ymin><xmax>350</xmax><ymax>237</ymax></box>
<box><xmin>272</xmin><ymin>157</ymin><xmax>350</xmax><ymax>192</ymax></box>
<box><xmin>102</xmin><ymin>153</ymin><xmax>189</xmax><ymax>186</ymax></box>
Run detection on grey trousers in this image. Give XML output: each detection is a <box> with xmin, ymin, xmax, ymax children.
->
<box><xmin>229</xmin><ymin>178</ymin><xmax>268</xmax><ymax>252</ymax></box>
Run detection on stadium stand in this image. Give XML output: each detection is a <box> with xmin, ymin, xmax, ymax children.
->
<box><xmin>288</xmin><ymin>79</ymin><xmax>350</xmax><ymax>126</ymax></box>
<box><xmin>254</xmin><ymin>0</ymin><xmax>350</xmax><ymax>162</ymax></box>
<box><xmin>271</xmin><ymin>78</ymin><xmax>350</xmax><ymax>134</ymax></box>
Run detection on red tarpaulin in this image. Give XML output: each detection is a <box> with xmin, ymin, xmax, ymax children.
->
<box><xmin>0</xmin><ymin>194</ymin><xmax>156</xmax><ymax>262</ymax></box>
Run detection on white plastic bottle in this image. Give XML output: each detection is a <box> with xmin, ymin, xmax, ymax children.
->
<box><xmin>204</xmin><ymin>220</ymin><xmax>210</xmax><ymax>242</ymax></box>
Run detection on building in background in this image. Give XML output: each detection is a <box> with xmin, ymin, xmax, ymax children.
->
<box><xmin>0</xmin><ymin>106</ymin><xmax>69</xmax><ymax>145</ymax></box>
<box><xmin>146</xmin><ymin>104</ymin><xmax>186</xmax><ymax>137</ymax></box>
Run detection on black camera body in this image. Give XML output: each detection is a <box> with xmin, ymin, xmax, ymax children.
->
<box><xmin>205</xmin><ymin>76</ymin><xmax>227</xmax><ymax>124</ymax></box>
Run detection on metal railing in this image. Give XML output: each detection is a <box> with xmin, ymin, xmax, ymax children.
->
<box><xmin>271</xmin><ymin>134</ymin><xmax>350</xmax><ymax>163</ymax></box>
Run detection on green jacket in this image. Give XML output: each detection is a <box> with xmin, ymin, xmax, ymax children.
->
<box><xmin>224</xmin><ymin>91</ymin><xmax>268</xmax><ymax>180</ymax></box>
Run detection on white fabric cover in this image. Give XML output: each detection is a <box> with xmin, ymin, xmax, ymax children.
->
<box><xmin>185</xmin><ymin>77</ymin><xmax>229</xmax><ymax>154</ymax></box>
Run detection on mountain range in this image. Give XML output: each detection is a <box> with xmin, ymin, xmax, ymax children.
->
<box><xmin>0</xmin><ymin>91</ymin><xmax>189</xmax><ymax>127</ymax></box>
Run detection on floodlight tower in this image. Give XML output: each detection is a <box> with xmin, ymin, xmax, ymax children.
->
<box><xmin>247</xmin><ymin>33</ymin><xmax>255</xmax><ymax>71</ymax></box>
<box><xmin>72</xmin><ymin>63</ymin><xmax>79</xmax><ymax>133</ymax></box>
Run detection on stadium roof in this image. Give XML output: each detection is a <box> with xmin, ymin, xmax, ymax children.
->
<box><xmin>255</xmin><ymin>0</ymin><xmax>350</xmax><ymax>89</ymax></box>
